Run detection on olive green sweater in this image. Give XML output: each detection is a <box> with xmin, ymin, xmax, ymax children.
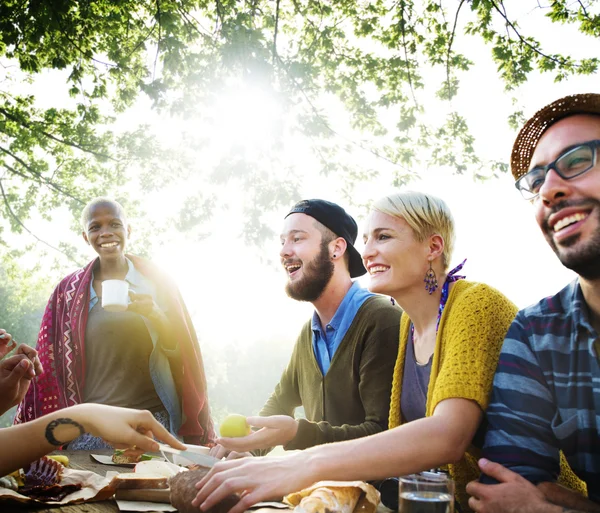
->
<box><xmin>259</xmin><ymin>295</ymin><xmax>401</xmax><ymax>452</ymax></box>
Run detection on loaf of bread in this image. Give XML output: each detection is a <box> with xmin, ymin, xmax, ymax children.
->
<box><xmin>112</xmin><ymin>473</ymin><xmax>169</xmax><ymax>490</ymax></box>
<box><xmin>169</xmin><ymin>468</ymin><xmax>240</xmax><ymax>513</ymax></box>
<box><xmin>285</xmin><ymin>481</ymin><xmax>380</xmax><ymax>513</ymax></box>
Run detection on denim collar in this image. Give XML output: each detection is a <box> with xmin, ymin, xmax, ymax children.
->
<box><xmin>89</xmin><ymin>257</ymin><xmax>141</xmax><ymax>302</ymax></box>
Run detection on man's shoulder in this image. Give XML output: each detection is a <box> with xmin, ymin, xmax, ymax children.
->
<box><xmin>503</xmin><ymin>281</ymin><xmax>580</xmax><ymax>358</ymax></box>
<box><xmin>359</xmin><ymin>294</ymin><xmax>402</xmax><ymax>313</ymax></box>
<box><xmin>351</xmin><ymin>294</ymin><xmax>402</xmax><ymax>327</ymax></box>
<box><xmin>518</xmin><ymin>280</ymin><xmax>578</xmax><ymax>322</ymax></box>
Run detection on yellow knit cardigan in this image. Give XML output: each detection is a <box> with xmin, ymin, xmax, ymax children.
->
<box><xmin>388</xmin><ymin>280</ymin><xmax>518</xmax><ymax>512</ymax></box>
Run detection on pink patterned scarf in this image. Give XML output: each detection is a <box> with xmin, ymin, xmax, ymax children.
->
<box><xmin>14</xmin><ymin>256</ymin><xmax>215</xmax><ymax>445</ymax></box>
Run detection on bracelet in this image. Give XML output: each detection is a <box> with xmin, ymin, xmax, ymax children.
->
<box><xmin>45</xmin><ymin>418</ymin><xmax>85</xmax><ymax>446</ymax></box>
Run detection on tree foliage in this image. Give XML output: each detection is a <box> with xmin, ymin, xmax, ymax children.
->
<box><xmin>0</xmin><ymin>0</ymin><xmax>598</xmax><ymax>250</ymax></box>
<box><xmin>0</xmin><ymin>252</ymin><xmax>52</xmax><ymax>426</ymax></box>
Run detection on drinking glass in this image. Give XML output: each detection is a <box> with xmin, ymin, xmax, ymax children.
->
<box><xmin>398</xmin><ymin>472</ymin><xmax>454</xmax><ymax>513</ymax></box>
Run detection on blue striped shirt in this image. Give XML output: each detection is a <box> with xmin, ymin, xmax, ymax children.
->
<box><xmin>482</xmin><ymin>280</ymin><xmax>600</xmax><ymax>500</ymax></box>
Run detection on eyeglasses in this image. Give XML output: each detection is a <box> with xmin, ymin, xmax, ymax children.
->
<box><xmin>515</xmin><ymin>140</ymin><xmax>600</xmax><ymax>200</ymax></box>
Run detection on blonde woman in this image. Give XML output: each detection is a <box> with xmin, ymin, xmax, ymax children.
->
<box><xmin>193</xmin><ymin>192</ymin><xmax>518</xmax><ymax>513</ymax></box>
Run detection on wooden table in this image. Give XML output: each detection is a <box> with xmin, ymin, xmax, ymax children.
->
<box><xmin>13</xmin><ymin>449</ymin><xmax>129</xmax><ymax>512</ymax></box>
<box><xmin>10</xmin><ymin>451</ymin><xmax>393</xmax><ymax>513</ymax></box>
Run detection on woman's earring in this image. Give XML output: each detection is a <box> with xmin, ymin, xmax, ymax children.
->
<box><xmin>424</xmin><ymin>261</ymin><xmax>438</xmax><ymax>294</ymax></box>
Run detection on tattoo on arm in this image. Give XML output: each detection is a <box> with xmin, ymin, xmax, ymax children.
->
<box><xmin>45</xmin><ymin>418</ymin><xmax>85</xmax><ymax>446</ymax></box>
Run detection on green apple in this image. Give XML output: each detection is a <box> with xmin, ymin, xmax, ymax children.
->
<box><xmin>219</xmin><ymin>414</ymin><xmax>251</xmax><ymax>438</ymax></box>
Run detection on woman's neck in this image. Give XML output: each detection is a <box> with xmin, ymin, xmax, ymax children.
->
<box><xmin>396</xmin><ymin>272</ymin><xmax>448</xmax><ymax>333</ymax></box>
<box><xmin>96</xmin><ymin>256</ymin><xmax>128</xmax><ymax>281</ymax></box>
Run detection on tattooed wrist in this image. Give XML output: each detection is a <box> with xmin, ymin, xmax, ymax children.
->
<box><xmin>45</xmin><ymin>418</ymin><xmax>85</xmax><ymax>446</ymax></box>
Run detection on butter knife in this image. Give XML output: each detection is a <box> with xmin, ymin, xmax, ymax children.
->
<box><xmin>157</xmin><ymin>444</ymin><xmax>220</xmax><ymax>468</ymax></box>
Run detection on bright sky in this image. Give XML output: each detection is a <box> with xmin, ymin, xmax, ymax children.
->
<box><xmin>4</xmin><ymin>1</ymin><xmax>599</xmax><ymax>356</ymax></box>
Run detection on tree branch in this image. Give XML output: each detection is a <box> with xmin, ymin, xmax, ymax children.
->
<box><xmin>490</xmin><ymin>0</ymin><xmax>575</xmax><ymax>68</ymax></box>
<box><xmin>577</xmin><ymin>1</ymin><xmax>589</xmax><ymax>18</ymax></box>
<box><xmin>176</xmin><ymin>6</ymin><xmax>218</xmax><ymax>44</ymax></box>
<box><xmin>273</xmin><ymin>0</ymin><xmax>281</xmax><ymax>65</ymax></box>
<box><xmin>0</xmin><ymin>147</ymin><xmax>84</xmax><ymax>204</ymax></box>
<box><xmin>445</xmin><ymin>0</ymin><xmax>465</xmax><ymax>98</ymax></box>
<box><xmin>398</xmin><ymin>1</ymin><xmax>419</xmax><ymax>109</ymax></box>
<box><xmin>0</xmin><ymin>107</ymin><xmax>117</xmax><ymax>161</ymax></box>
<box><xmin>277</xmin><ymin>55</ymin><xmax>410</xmax><ymax>172</ymax></box>
<box><xmin>0</xmin><ymin>179</ymin><xmax>82</xmax><ymax>265</ymax></box>
<box><xmin>154</xmin><ymin>0</ymin><xmax>162</xmax><ymax>81</ymax></box>
<box><xmin>215</xmin><ymin>0</ymin><xmax>225</xmax><ymax>31</ymax></box>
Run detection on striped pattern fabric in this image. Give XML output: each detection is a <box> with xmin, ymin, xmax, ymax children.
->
<box><xmin>482</xmin><ymin>280</ymin><xmax>600</xmax><ymax>500</ymax></box>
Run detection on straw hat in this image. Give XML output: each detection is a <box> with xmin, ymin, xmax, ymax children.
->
<box><xmin>511</xmin><ymin>93</ymin><xmax>600</xmax><ymax>180</ymax></box>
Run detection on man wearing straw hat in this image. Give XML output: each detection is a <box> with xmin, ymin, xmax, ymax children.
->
<box><xmin>467</xmin><ymin>94</ymin><xmax>600</xmax><ymax>511</ymax></box>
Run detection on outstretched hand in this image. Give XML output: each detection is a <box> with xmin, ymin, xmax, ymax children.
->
<box><xmin>77</xmin><ymin>405</ymin><xmax>186</xmax><ymax>453</ymax></box>
<box><xmin>466</xmin><ymin>459</ymin><xmax>548</xmax><ymax>513</ymax></box>
<box><xmin>192</xmin><ymin>452</ymin><xmax>314</xmax><ymax>513</ymax></box>
<box><xmin>217</xmin><ymin>416</ymin><xmax>299</xmax><ymax>453</ymax></box>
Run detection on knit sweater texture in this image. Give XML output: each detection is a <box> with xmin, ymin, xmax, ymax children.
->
<box><xmin>388</xmin><ymin>280</ymin><xmax>518</xmax><ymax>512</ymax></box>
<box><xmin>259</xmin><ymin>294</ymin><xmax>401</xmax><ymax>452</ymax></box>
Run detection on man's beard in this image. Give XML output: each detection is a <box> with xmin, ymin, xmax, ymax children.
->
<box><xmin>285</xmin><ymin>241</ymin><xmax>335</xmax><ymax>302</ymax></box>
<box><xmin>542</xmin><ymin>199</ymin><xmax>600</xmax><ymax>280</ymax></box>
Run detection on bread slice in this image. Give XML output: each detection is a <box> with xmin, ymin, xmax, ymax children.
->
<box><xmin>112</xmin><ymin>472</ymin><xmax>169</xmax><ymax>490</ymax></box>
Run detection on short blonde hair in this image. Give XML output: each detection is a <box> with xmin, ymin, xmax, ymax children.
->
<box><xmin>372</xmin><ymin>191</ymin><xmax>455</xmax><ymax>270</ymax></box>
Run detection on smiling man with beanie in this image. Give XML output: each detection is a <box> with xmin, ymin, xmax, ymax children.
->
<box><xmin>212</xmin><ymin>199</ymin><xmax>401</xmax><ymax>456</ymax></box>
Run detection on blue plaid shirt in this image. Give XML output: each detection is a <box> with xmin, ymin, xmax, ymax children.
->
<box><xmin>482</xmin><ymin>280</ymin><xmax>600</xmax><ymax>500</ymax></box>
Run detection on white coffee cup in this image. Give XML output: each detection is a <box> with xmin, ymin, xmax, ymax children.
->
<box><xmin>101</xmin><ymin>280</ymin><xmax>129</xmax><ymax>312</ymax></box>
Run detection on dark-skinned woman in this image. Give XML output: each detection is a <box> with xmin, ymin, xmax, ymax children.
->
<box><xmin>14</xmin><ymin>198</ymin><xmax>214</xmax><ymax>448</ymax></box>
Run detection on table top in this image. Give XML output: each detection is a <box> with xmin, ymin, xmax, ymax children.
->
<box><xmin>13</xmin><ymin>449</ymin><xmax>128</xmax><ymax>512</ymax></box>
<box><xmin>9</xmin><ymin>451</ymin><xmax>393</xmax><ymax>513</ymax></box>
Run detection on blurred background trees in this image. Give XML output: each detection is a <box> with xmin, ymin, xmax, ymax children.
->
<box><xmin>0</xmin><ymin>0</ymin><xmax>598</xmax><ymax>427</ymax></box>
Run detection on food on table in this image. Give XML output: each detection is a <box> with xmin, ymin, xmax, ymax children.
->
<box><xmin>13</xmin><ymin>456</ymin><xmax>83</xmax><ymax>502</ymax></box>
<box><xmin>219</xmin><ymin>414</ymin><xmax>251</xmax><ymax>438</ymax></box>
<box><xmin>23</xmin><ymin>456</ymin><xmax>63</xmax><ymax>488</ymax></box>
<box><xmin>4</xmin><ymin>468</ymin><xmax>24</xmax><ymax>487</ymax></box>
<box><xmin>47</xmin><ymin>455</ymin><xmax>69</xmax><ymax>466</ymax></box>
<box><xmin>0</xmin><ymin>475</ymin><xmax>18</xmax><ymax>491</ymax></box>
<box><xmin>284</xmin><ymin>481</ymin><xmax>380</xmax><ymax>513</ymax></box>
<box><xmin>170</xmin><ymin>467</ymin><xmax>240</xmax><ymax>513</ymax></box>
<box><xmin>134</xmin><ymin>459</ymin><xmax>183</xmax><ymax>478</ymax></box>
<box><xmin>112</xmin><ymin>472</ymin><xmax>169</xmax><ymax>490</ymax></box>
<box><xmin>111</xmin><ymin>448</ymin><xmax>158</xmax><ymax>464</ymax></box>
